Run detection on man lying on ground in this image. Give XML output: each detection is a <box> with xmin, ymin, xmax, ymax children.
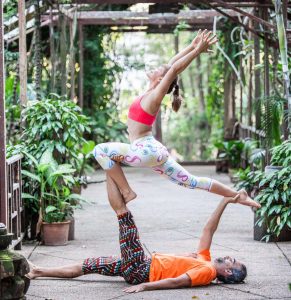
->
<box><xmin>26</xmin><ymin>175</ymin><xmax>247</xmax><ymax>293</ymax></box>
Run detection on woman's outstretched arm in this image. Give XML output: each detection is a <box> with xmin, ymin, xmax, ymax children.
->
<box><xmin>167</xmin><ymin>29</ymin><xmax>203</xmax><ymax>66</ymax></box>
<box><xmin>152</xmin><ymin>30</ymin><xmax>217</xmax><ymax>101</ymax></box>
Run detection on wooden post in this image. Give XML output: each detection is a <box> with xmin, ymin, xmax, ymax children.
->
<box><xmin>254</xmin><ymin>7</ymin><xmax>261</xmax><ymax>130</ymax></box>
<box><xmin>0</xmin><ymin>0</ymin><xmax>7</xmax><ymax>225</ymax></box>
<box><xmin>239</xmin><ymin>56</ymin><xmax>243</xmax><ymax>123</ymax></box>
<box><xmin>60</xmin><ymin>14</ymin><xmax>67</xmax><ymax>97</ymax></box>
<box><xmin>263</xmin><ymin>11</ymin><xmax>270</xmax><ymax>98</ymax></box>
<box><xmin>78</xmin><ymin>23</ymin><xmax>84</xmax><ymax>109</ymax></box>
<box><xmin>248</xmin><ymin>46</ymin><xmax>253</xmax><ymax>126</ymax></box>
<box><xmin>69</xmin><ymin>20</ymin><xmax>76</xmax><ymax>101</ymax></box>
<box><xmin>49</xmin><ymin>6</ymin><xmax>56</xmax><ymax>92</ymax></box>
<box><xmin>18</xmin><ymin>0</ymin><xmax>27</xmax><ymax>107</ymax></box>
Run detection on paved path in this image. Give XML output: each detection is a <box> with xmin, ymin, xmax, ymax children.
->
<box><xmin>20</xmin><ymin>166</ymin><xmax>291</xmax><ymax>300</ymax></box>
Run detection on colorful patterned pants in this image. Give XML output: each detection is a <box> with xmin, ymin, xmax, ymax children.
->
<box><xmin>93</xmin><ymin>135</ymin><xmax>212</xmax><ymax>191</ymax></box>
<box><xmin>82</xmin><ymin>211</ymin><xmax>151</xmax><ymax>284</ymax></box>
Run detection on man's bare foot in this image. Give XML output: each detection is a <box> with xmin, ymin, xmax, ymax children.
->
<box><xmin>122</xmin><ymin>189</ymin><xmax>137</xmax><ymax>204</ymax></box>
<box><xmin>238</xmin><ymin>190</ymin><xmax>261</xmax><ymax>208</ymax></box>
<box><xmin>25</xmin><ymin>260</ymin><xmax>39</xmax><ymax>279</ymax></box>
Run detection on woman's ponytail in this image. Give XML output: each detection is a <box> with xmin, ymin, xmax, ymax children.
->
<box><xmin>166</xmin><ymin>77</ymin><xmax>183</xmax><ymax>112</ymax></box>
<box><xmin>171</xmin><ymin>83</ymin><xmax>182</xmax><ymax>112</ymax></box>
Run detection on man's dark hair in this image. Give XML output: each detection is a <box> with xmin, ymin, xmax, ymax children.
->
<box><xmin>217</xmin><ymin>264</ymin><xmax>247</xmax><ymax>284</ymax></box>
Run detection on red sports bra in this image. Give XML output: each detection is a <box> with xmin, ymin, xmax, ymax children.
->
<box><xmin>128</xmin><ymin>95</ymin><xmax>158</xmax><ymax>126</ymax></box>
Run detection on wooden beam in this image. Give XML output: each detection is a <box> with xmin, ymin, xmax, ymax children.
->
<box><xmin>213</xmin><ymin>0</ymin><xmax>275</xmax><ymax>29</ymax></box>
<box><xmin>0</xmin><ymin>0</ymin><xmax>7</xmax><ymax>225</ymax></box>
<box><xmin>55</xmin><ymin>0</ymin><xmax>280</xmax><ymax>7</ymax></box>
<box><xmin>18</xmin><ymin>0</ymin><xmax>27</xmax><ymax>107</ymax></box>
<box><xmin>71</xmin><ymin>10</ymin><xmax>241</xmax><ymax>25</ymax></box>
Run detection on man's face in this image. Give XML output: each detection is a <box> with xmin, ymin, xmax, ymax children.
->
<box><xmin>214</xmin><ymin>256</ymin><xmax>242</xmax><ymax>272</ymax></box>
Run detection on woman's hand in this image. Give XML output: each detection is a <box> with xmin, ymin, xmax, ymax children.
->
<box><xmin>194</xmin><ymin>30</ymin><xmax>218</xmax><ymax>54</ymax></box>
<box><xmin>123</xmin><ymin>283</ymin><xmax>147</xmax><ymax>293</ymax></box>
<box><xmin>191</xmin><ymin>29</ymin><xmax>203</xmax><ymax>48</ymax></box>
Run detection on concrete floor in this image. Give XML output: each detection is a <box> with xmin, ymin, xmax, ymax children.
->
<box><xmin>20</xmin><ymin>166</ymin><xmax>291</xmax><ymax>300</ymax></box>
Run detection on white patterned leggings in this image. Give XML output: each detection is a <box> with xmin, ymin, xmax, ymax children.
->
<box><xmin>93</xmin><ymin>135</ymin><xmax>212</xmax><ymax>191</ymax></box>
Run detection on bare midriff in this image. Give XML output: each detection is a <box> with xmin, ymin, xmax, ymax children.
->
<box><xmin>127</xmin><ymin>118</ymin><xmax>153</xmax><ymax>143</ymax></box>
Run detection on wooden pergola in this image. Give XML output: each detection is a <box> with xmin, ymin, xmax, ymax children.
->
<box><xmin>0</xmin><ymin>0</ymin><xmax>290</xmax><ymax>241</ymax></box>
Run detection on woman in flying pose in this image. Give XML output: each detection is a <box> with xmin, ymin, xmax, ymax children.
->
<box><xmin>93</xmin><ymin>29</ymin><xmax>260</xmax><ymax>209</ymax></box>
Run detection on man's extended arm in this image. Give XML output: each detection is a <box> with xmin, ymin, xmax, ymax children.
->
<box><xmin>123</xmin><ymin>274</ymin><xmax>191</xmax><ymax>293</ymax></box>
<box><xmin>197</xmin><ymin>195</ymin><xmax>239</xmax><ymax>252</ymax></box>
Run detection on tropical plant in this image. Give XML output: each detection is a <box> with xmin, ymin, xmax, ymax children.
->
<box><xmin>22</xmin><ymin>149</ymin><xmax>85</xmax><ymax>223</ymax></box>
<box><xmin>214</xmin><ymin>140</ymin><xmax>245</xmax><ymax>168</ymax></box>
<box><xmin>255</xmin><ymin>94</ymin><xmax>285</xmax><ymax>149</ymax></box>
<box><xmin>270</xmin><ymin>140</ymin><xmax>291</xmax><ymax>167</ymax></box>
<box><xmin>255</xmin><ymin>166</ymin><xmax>291</xmax><ymax>242</ymax></box>
<box><xmin>21</xmin><ymin>95</ymin><xmax>91</xmax><ymax>173</ymax></box>
<box><xmin>235</xmin><ymin>167</ymin><xmax>263</xmax><ymax>195</ymax></box>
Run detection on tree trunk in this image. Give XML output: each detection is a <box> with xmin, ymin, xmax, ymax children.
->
<box><xmin>254</xmin><ymin>8</ymin><xmax>261</xmax><ymax>130</ymax></box>
<box><xmin>49</xmin><ymin>6</ymin><xmax>56</xmax><ymax>92</ymax></box>
<box><xmin>34</xmin><ymin>0</ymin><xmax>42</xmax><ymax>101</ymax></box>
<box><xmin>18</xmin><ymin>0</ymin><xmax>27</xmax><ymax>107</ymax></box>
<box><xmin>273</xmin><ymin>0</ymin><xmax>290</xmax><ymax>138</ymax></box>
<box><xmin>197</xmin><ymin>55</ymin><xmax>205</xmax><ymax>112</ymax></box>
<box><xmin>224</xmin><ymin>69</ymin><xmax>236</xmax><ymax>140</ymax></box>
<box><xmin>60</xmin><ymin>14</ymin><xmax>68</xmax><ymax>97</ymax></box>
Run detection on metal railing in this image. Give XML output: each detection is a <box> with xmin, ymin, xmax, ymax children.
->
<box><xmin>6</xmin><ymin>154</ymin><xmax>25</xmax><ymax>250</ymax></box>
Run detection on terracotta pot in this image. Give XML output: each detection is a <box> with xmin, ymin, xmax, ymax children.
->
<box><xmin>42</xmin><ymin>221</ymin><xmax>70</xmax><ymax>246</ymax></box>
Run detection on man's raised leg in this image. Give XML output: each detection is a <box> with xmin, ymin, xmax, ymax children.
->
<box><xmin>106</xmin><ymin>173</ymin><xmax>129</xmax><ymax>215</ymax></box>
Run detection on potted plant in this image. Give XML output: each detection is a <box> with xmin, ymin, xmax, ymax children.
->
<box><xmin>236</xmin><ymin>141</ymin><xmax>291</xmax><ymax>242</ymax></box>
<box><xmin>254</xmin><ymin>140</ymin><xmax>291</xmax><ymax>242</ymax></box>
<box><xmin>22</xmin><ymin>149</ymin><xmax>85</xmax><ymax>246</ymax></box>
<box><xmin>255</xmin><ymin>166</ymin><xmax>290</xmax><ymax>242</ymax></box>
<box><xmin>214</xmin><ymin>139</ymin><xmax>245</xmax><ymax>177</ymax></box>
<box><xmin>8</xmin><ymin>95</ymin><xmax>91</xmax><ymax>239</ymax></box>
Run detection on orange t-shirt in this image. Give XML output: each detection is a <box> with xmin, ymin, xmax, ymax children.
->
<box><xmin>149</xmin><ymin>249</ymin><xmax>217</xmax><ymax>286</ymax></box>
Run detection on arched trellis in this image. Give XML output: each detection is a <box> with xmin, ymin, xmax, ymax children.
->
<box><xmin>0</xmin><ymin>0</ymin><xmax>290</xmax><ymax>247</ymax></box>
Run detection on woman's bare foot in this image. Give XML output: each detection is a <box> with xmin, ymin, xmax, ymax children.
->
<box><xmin>122</xmin><ymin>189</ymin><xmax>137</xmax><ymax>204</ymax></box>
<box><xmin>238</xmin><ymin>190</ymin><xmax>261</xmax><ymax>208</ymax></box>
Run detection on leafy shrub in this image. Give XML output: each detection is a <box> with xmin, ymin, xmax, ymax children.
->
<box><xmin>21</xmin><ymin>95</ymin><xmax>91</xmax><ymax>173</ymax></box>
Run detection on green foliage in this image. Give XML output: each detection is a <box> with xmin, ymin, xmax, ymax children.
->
<box><xmin>215</xmin><ymin>140</ymin><xmax>245</xmax><ymax>168</ymax></box>
<box><xmin>22</xmin><ymin>149</ymin><xmax>85</xmax><ymax>223</ymax></box>
<box><xmin>270</xmin><ymin>140</ymin><xmax>291</xmax><ymax>167</ymax></box>
<box><xmin>255</xmin><ymin>166</ymin><xmax>291</xmax><ymax>241</ymax></box>
<box><xmin>3</xmin><ymin>0</ymin><xmax>18</xmax><ymax>21</ymax></box>
<box><xmin>255</xmin><ymin>95</ymin><xmax>285</xmax><ymax>148</ymax></box>
<box><xmin>235</xmin><ymin>141</ymin><xmax>291</xmax><ymax>241</ymax></box>
<box><xmin>174</xmin><ymin>22</ymin><xmax>191</xmax><ymax>36</ymax></box>
<box><xmin>235</xmin><ymin>168</ymin><xmax>263</xmax><ymax>194</ymax></box>
<box><xmin>83</xmin><ymin>26</ymin><xmax>127</xmax><ymax>143</ymax></box>
<box><xmin>22</xmin><ymin>95</ymin><xmax>91</xmax><ymax>172</ymax></box>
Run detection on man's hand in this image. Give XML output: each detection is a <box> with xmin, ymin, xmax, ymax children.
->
<box><xmin>223</xmin><ymin>194</ymin><xmax>240</xmax><ymax>204</ymax></box>
<box><xmin>110</xmin><ymin>155</ymin><xmax>124</xmax><ymax>163</ymax></box>
<box><xmin>123</xmin><ymin>283</ymin><xmax>147</xmax><ymax>293</ymax></box>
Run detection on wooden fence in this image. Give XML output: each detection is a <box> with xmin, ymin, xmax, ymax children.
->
<box><xmin>6</xmin><ymin>154</ymin><xmax>25</xmax><ymax>249</ymax></box>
